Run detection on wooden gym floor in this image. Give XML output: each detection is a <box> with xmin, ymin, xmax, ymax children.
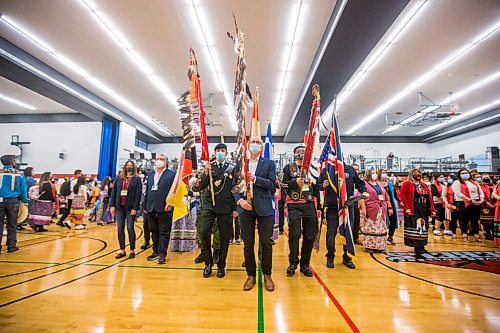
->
<box><xmin>0</xmin><ymin>219</ymin><xmax>498</xmax><ymax>333</ymax></box>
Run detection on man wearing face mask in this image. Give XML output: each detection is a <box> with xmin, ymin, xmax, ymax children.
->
<box><xmin>233</xmin><ymin>137</ymin><xmax>276</xmax><ymax>292</ymax></box>
<box><xmin>281</xmin><ymin>145</ymin><xmax>321</xmax><ymax>277</ymax></box>
<box><xmin>144</xmin><ymin>154</ymin><xmax>176</xmax><ymax>264</ymax></box>
<box><xmin>318</xmin><ymin>162</ymin><xmax>367</xmax><ymax>269</ymax></box>
<box><xmin>192</xmin><ymin>143</ymin><xmax>237</xmax><ymax>278</ymax></box>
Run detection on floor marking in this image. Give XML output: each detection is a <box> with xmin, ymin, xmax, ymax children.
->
<box><xmin>370</xmin><ymin>252</ymin><xmax>500</xmax><ymax>301</ymax></box>
<box><xmin>258</xmin><ymin>263</ymin><xmax>264</xmax><ymax>333</ymax></box>
<box><xmin>283</xmin><ymin>230</ymin><xmax>360</xmax><ymax>333</ymax></box>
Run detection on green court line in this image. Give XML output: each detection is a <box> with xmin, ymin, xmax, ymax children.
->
<box><xmin>257</xmin><ymin>263</ymin><xmax>264</xmax><ymax>333</ymax></box>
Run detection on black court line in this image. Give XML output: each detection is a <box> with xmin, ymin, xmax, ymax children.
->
<box><xmin>0</xmin><ymin>237</ymin><xmax>108</xmax><ymax>279</ymax></box>
<box><xmin>4</xmin><ymin>223</ymin><xmax>117</xmax><ymax>250</ymax></box>
<box><xmin>0</xmin><ymin>225</ymin><xmax>143</xmax><ymax>291</ymax></box>
<box><xmin>370</xmin><ymin>252</ymin><xmax>500</xmax><ymax>302</ymax></box>
<box><xmin>0</xmin><ymin>246</ymin><xmax>148</xmax><ymax>308</ymax></box>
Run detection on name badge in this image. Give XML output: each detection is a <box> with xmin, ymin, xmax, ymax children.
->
<box><xmin>120</xmin><ymin>190</ymin><xmax>128</xmax><ymax>196</ymax></box>
<box><xmin>302</xmin><ymin>184</ymin><xmax>310</xmax><ymax>192</ymax></box>
<box><xmin>152</xmin><ymin>185</ymin><xmax>158</xmax><ymax>191</ymax></box>
<box><xmin>378</xmin><ymin>194</ymin><xmax>384</xmax><ymax>201</ymax></box>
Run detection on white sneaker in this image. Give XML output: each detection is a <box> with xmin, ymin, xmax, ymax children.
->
<box><xmin>433</xmin><ymin>230</ymin><xmax>442</xmax><ymax>236</ymax></box>
<box><xmin>75</xmin><ymin>225</ymin><xmax>85</xmax><ymax>230</ymax></box>
<box><xmin>452</xmin><ymin>234</ymin><xmax>457</xmax><ymax>239</ymax></box>
<box><xmin>444</xmin><ymin>230</ymin><xmax>453</xmax><ymax>236</ymax></box>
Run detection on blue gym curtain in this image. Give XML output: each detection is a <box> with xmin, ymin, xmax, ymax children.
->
<box><xmin>98</xmin><ymin>119</ymin><xmax>120</xmax><ymax>180</ymax></box>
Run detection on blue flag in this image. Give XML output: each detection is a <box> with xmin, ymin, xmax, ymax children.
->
<box><xmin>263</xmin><ymin>122</ymin><xmax>273</xmax><ymax>160</ymax></box>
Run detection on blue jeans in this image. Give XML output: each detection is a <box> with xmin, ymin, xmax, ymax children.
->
<box><xmin>116</xmin><ymin>208</ymin><xmax>136</xmax><ymax>250</ymax></box>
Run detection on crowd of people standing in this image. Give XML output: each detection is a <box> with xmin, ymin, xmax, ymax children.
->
<box><xmin>1</xmin><ymin>147</ymin><xmax>500</xmax><ymax>291</ymax></box>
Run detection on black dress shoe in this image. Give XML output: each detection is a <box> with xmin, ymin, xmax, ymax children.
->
<box><xmin>203</xmin><ymin>265</ymin><xmax>213</xmax><ymax>278</ymax></box>
<box><xmin>30</xmin><ymin>225</ymin><xmax>39</xmax><ymax>232</ymax></box>
<box><xmin>326</xmin><ymin>259</ymin><xmax>335</xmax><ymax>268</ymax></box>
<box><xmin>147</xmin><ymin>253</ymin><xmax>159</xmax><ymax>261</ymax></box>
<box><xmin>342</xmin><ymin>259</ymin><xmax>355</xmax><ymax>269</ymax></box>
<box><xmin>300</xmin><ymin>265</ymin><xmax>313</xmax><ymax>277</ymax></box>
<box><xmin>128</xmin><ymin>252</ymin><xmax>136</xmax><ymax>259</ymax></box>
<box><xmin>194</xmin><ymin>253</ymin><xmax>205</xmax><ymax>264</ymax></box>
<box><xmin>157</xmin><ymin>256</ymin><xmax>166</xmax><ymax>264</ymax></box>
<box><xmin>213</xmin><ymin>250</ymin><xmax>220</xmax><ymax>265</ymax></box>
<box><xmin>140</xmin><ymin>242</ymin><xmax>150</xmax><ymax>250</ymax></box>
<box><xmin>7</xmin><ymin>246</ymin><xmax>20</xmax><ymax>253</ymax></box>
<box><xmin>216</xmin><ymin>267</ymin><xmax>225</xmax><ymax>278</ymax></box>
<box><xmin>39</xmin><ymin>227</ymin><xmax>49</xmax><ymax>232</ymax></box>
<box><xmin>56</xmin><ymin>222</ymin><xmax>65</xmax><ymax>227</ymax></box>
<box><xmin>286</xmin><ymin>263</ymin><xmax>297</xmax><ymax>276</ymax></box>
<box><xmin>115</xmin><ymin>252</ymin><xmax>127</xmax><ymax>259</ymax></box>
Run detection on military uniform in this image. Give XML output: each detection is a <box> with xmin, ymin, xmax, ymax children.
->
<box><xmin>281</xmin><ymin>162</ymin><xmax>320</xmax><ymax>276</ymax></box>
<box><xmin>195</xmin><ymin>191</ymin><xmax>220</xmax><ymax>252</ymax></box>
<box><xmin>193</xmin><ymin>160</ymin><xmax>237</xmax><ymax>277</ymax></box>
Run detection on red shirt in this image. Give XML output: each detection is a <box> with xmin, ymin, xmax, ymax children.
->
<box><xmin>120</xmin><ymin>177</ymin><xmax>130</xmax><ymax>206</ymax></box>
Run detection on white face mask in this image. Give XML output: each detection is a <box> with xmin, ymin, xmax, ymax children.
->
<box><xmin>249</xmin><ymin>143</ymin><xmax>261</xmax><ymax>154</ymax></box>
<box><xmin>155</xmin><ymin>160</ymin><xmax>165</xmax><ymax>169</ymax></box>
<box><xmin>371</xmin><ymin>173</ymin><xmax>378</xmax><ymax>181</ymax></box>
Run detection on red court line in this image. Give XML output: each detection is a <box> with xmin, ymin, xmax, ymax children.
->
<box><xmin>283</xmin><ymin>230</ymin><xmax>360</xmax><ymax>333</ymax></box>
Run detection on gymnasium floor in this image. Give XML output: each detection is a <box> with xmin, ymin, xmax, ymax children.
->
<box><xmin>0</xmin><ymin>220</ymin><xmax>498</xmax><ymax>333</ymax></box>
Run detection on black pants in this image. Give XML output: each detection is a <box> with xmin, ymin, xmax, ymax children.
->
<box><xmin>148</xmin><ymin>211</ymin><xmax>173</xmax><ymax>257</ymax></box>
<box><xmin>58</xmin><ymin>199</ymin><xmax>72</xmax><ymax>223</ymax></box>
<box><xmin>278</xmin><ymin>203</ymin><xmax>285</xmax><ymax>232</ymax></box>
<box><xmin>143</xmin><ymin>213</ymin><xmax>151</xmax><ymax>243</ymax></box>
<box><xmin>240</xmin><ymin>209</ymin><xmax>274</xmax><ymax>276</ymax></box>
<box><xmin>201</xmin><ymin>210</ymin><xmax>231</xmax><ymax>268</ymax></box>
<box><xmin>287</xmin><ymin>202</ymin><xmax>318</xmax><ymax>266</ymax></box>
<box><xmin>450</xmin><ymin>203</ymin><xmax>460</xmax><ymax>235</ymax></box>
<box><xmin>0</xmin><ymin>199</ymin><xmax>20</xmax><ymax>251</ymax></box>
<box><xmin>388</xmin><ymin>209</ymin><xmax>398</xmax><ymax>237</ymax></box>
<box><xmin>230</xmin><ymin>215</ymin><xmax>241</xmax><ymax>241</ymax></box>
<box><xmin>457</xmin><ymin>202</ymin><xmax>480</xmax><ymax>235</ymax></box>
<box><xmin>353</xmin><ymin>204</ymin><xmax>360</xmax><ymax>241</ymax></box>
<box><xmin>325</xmin><ymin>206</ymin><xmax>348</xmax><ymax>260</ymax></box>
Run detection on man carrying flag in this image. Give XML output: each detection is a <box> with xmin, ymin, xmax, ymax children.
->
<box><xmin>318</xmin><ymin>115</ymin><xmax>367</xmax><ymax>269</ymax></box>
<box><xmin>193</xmin><ymin>143</ymin><xmax>237</xmax><ymax>278</ymax></box>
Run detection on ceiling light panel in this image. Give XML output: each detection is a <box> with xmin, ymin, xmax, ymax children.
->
<box><xmin>322</xmin><ymin>0</ymin><xmax>428</xmax><ymax>123</ymax></box>
<box><xmin>0</xmin><ymin>93</ymin><xmax>36</xmax><ymax>110</ymax></box>
<box><xmin>0</xmin><ymin>13</ymin><xmax>174</xmax><ymax>136</ymax></box>
<box><xmin>345</xmin><ymin>19</ymin><xmax>500</xmax><ymax>134</ymax></box>
<box><xmin>188</xmin><ymin>0</ymin><xmax>238</xmax><ymax>132</ymax></box>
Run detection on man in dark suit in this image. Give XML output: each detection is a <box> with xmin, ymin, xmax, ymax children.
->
<box><xmin>233</xmin><ymin>137</ymin><xmax>276</xmax><ymax>292</ymax></box>
<box><xmin>193</xmin><ymin>143</ymin><xmax>237</xmax><ymax>278</ymax></box>
<box><xmin>318</xmin><ymin>163</ymin><xmax>367</xmax><ymax>269</ymax></box>
<box><xmin>144</xmin><ymin>154</ymin><xmax>175</xmax><ymax>264</ymax></box>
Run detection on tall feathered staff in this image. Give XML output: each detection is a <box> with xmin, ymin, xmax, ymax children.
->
<box><xmin>299</xmin><ymin>84</ymin><xmax>321</xmax><ymax>197</ymax></box>
<box><xmin>228</xmin><ymin>13</ymin><xmax>253</xmax><ymax>201</ymax></box>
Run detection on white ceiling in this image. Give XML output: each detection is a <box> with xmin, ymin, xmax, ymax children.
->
<box><xmin>0</xmin><ymin>76</ymin><xmax>76</xmax><ymax>114</ymax></box>
<box><xmin>0</xmin><ymin>0</ymin><xmax>336</xmax><ymax>136</ymax></box>
<box><xmin>332</xmin><ymin>0</ymin><xmax>500</xmax><ymax>136</ymax></box>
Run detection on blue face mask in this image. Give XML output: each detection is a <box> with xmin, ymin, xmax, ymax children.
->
<box><xmin>461</xmin><ymin>173</ymin><xmax>470</xmax><ymax>180</ymax></box>
<box><xmin>476</xmin><ymin>178</ymin><xmax>482</xmax><ymax>182</ymax></box>
<box><xmin>447</xmin><ymin>179</ymin><xmax>454</xmax><ymax>184</ymax></box>
<box><xmin>438</xmin><ymin>177</ymin><xmax>444</xmax><ymax>183</ymax></box>
<box><xmin>215</xmin><ymin>151</ymin><xmax>226</xmax><ymax>162</ymax></box>
<box><xmin>249</xmin><ymin>143</ymin><xmax>261</xmax><ymax>154</ymax></box>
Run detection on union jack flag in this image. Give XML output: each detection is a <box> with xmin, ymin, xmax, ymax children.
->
<box><xmin>319</xmin><ymin>114</ymin><xmax>356</xmax><ymax>259</ymax></box>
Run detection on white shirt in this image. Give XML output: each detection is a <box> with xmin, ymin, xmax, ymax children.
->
<box><xmin>67</xmin><ymin>177</ymin><xmax>78</xmax><ymax>200</ymax></box>
<box><xmin>154</xmin><ymin>168</ymin><xmax>165</xmax><ymax>187</ymax></box>
<box><xmin>451</xmin><ymin>180</ymin><xmax>484</xmax><ymax>201</ymax></box>
<box><xmin>248</xmin><ymin>158</ymin><xmax>259</xmax><ymax>176</ymax></box>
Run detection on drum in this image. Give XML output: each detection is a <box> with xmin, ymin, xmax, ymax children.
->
<box><xmin>17</xmin><ymin>202</ymin><xmax>29</xmax><ymax>224</ymax></box>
